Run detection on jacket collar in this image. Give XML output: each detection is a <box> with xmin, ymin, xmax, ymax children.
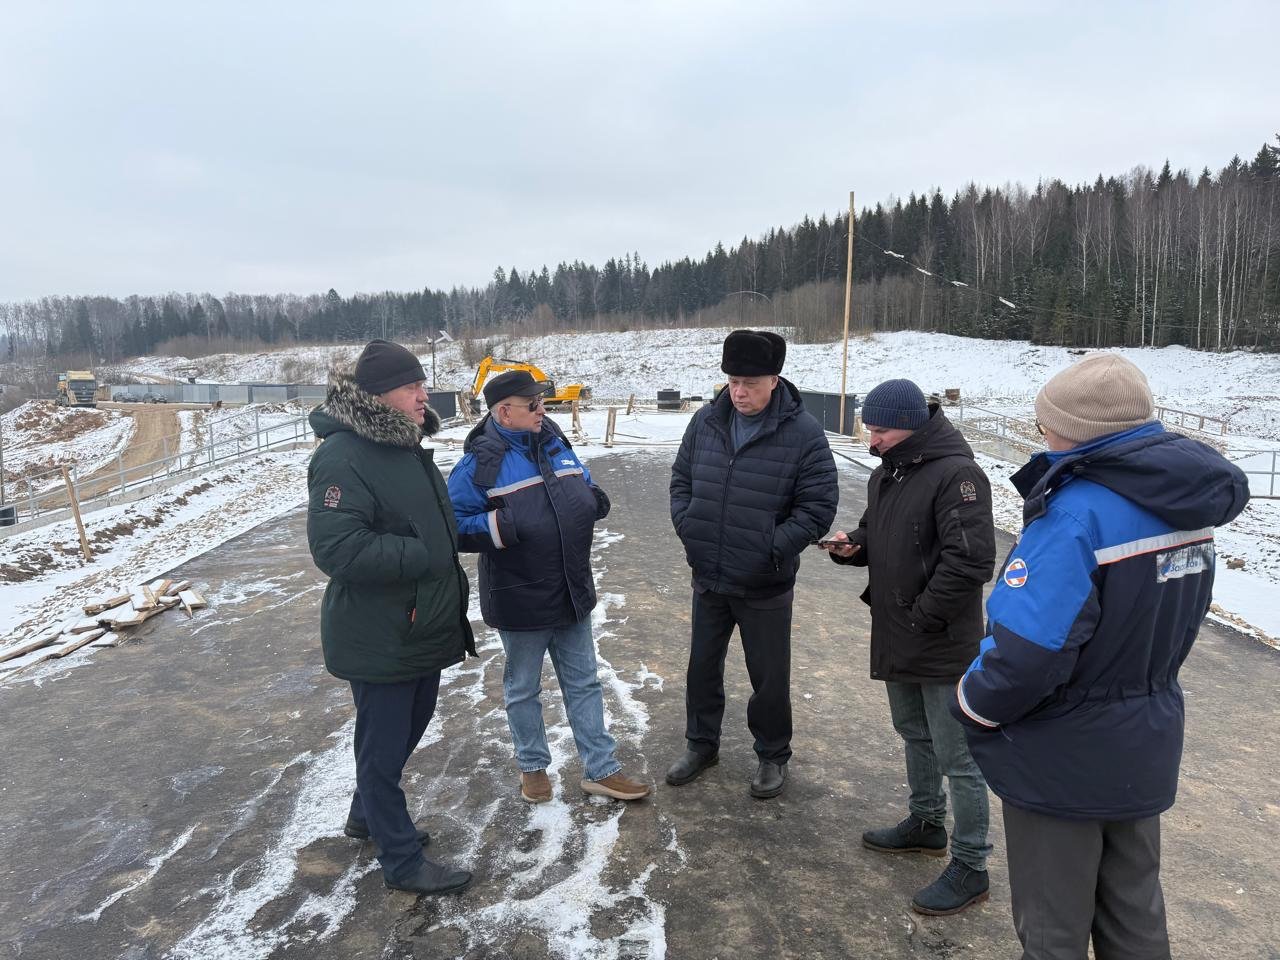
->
<box><xmin>1013</xmin><ymin>421</ymin><xmax>1162</xmax><ymax>524</ymax></box>
<box><xmin>310</xmin><ymin>368</ymin><xmax>439</xmax><ymax>448</ymax></box>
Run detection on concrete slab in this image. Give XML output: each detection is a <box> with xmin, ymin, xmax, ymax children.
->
<box><xmin>0</xmin><ymin>453</ymin><xmax>1276</xmax><ymax>959</ymax></box>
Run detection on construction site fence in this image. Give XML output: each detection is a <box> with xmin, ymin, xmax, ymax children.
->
<box><xmin>101</xmin><ymin>384</ymin><xmax>459</xmax><ymax>418</ymax></box>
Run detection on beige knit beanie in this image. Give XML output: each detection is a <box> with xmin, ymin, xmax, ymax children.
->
<box><xmin>1034</xmin><ymin>353</ymin><xmax>1154</xmax><ymax>444</ymax></box>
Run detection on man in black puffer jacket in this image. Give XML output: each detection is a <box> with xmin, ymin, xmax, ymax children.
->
<box><xmin>825</xmin><ymin>378</ymin><xmax>997</xmax><ymax>917</ymax></box>
<box><xmin>307</xmin><ymin>339</ymin><xmax>475</xmax><ymax>898</ymax></box>
<box><xmin>666</xmin><ymin>329</ymin><xmax>837</xmax><ymax>799</ymax></box>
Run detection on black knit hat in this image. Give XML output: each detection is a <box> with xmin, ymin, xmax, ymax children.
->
<box><xmin>721</xmin><ymin>330</ymin><xmax>786</xmax><ymax>377</ymax></box>
<box><xmin>483</xmin><ymin>369</ymin><xmax>554</xmax><ymax>408</ymax></box>
<box><xmin>861</xmin><ymin>379</ymin><xmax>928</xmax><ymax>430</ymax></box>
<box><xmin>354</xmin><ymin>339</ymin><xmax>426</xmax><ymax>395</ymax></box>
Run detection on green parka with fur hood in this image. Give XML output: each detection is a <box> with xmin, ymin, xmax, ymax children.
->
<box><xmin>307</xmin><ymin>370</ymin><xmax>475</xmax><ymax>683</ymax></box>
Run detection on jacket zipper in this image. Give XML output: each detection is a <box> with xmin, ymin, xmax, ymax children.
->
<box><xmin>951</xmin><ymin>508</ymin><xmax>970</xmax><ymax>555</ymax></box>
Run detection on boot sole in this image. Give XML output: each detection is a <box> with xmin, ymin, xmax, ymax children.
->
<box><xmin>580</xmin><ymin>780</ymin><xmax>652</xmax><ymax>801</ymax></box>
<box><xmin>911</xmin><ymin>889</ymin><xmax>990</xmax><ymax>916</ymax></box>
<box><xmin>749</xmin><ymin>783</ymin><xmax>785</xmax><ymax>799</ymax></box>
<box><xmin>520</xmin><ymin>791</ymin><xmax>552</xmax><ymax>803</ymax></box>
<box><xmin>862</xmin><ymin>839</ymin><xmax>947</xmax><ymax>857</ymax></box>
<box><xmin>665</xmin><ymin>754</ymin><xmax>719</xmax><ymax>786</ymax></box>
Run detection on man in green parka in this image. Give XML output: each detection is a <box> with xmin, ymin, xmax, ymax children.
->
<box><xmin>307</xmin><ymin>338</ymin><xmax>476</xmax><ymax>896</ymax></box>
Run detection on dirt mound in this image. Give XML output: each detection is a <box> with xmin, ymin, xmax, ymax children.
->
<box><xmin>5</xmin><ymin>401</ymin><xmax>112</xmax><ymax>444</ymax></box>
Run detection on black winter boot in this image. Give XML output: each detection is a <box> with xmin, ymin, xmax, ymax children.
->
<box><xmin>861</xmin><ymin>814</ymin><xmax>947</xmax><ymax>856</ymax></box>
<box><xmin>911</xmin><ymin>858</ymin><xmax>990</xmax><ymax>916</ymax></box>
<box><xmin>749</xmin><ymin>761</ymin><xmax>787</xmax><ymax>799</ymax></box>
<box><xmin>384</xmin><ymin>858</ymin><xmax>472</xmax><ymax>896</ymax></box>
<box><xmin>665</xmin><ymin>749</ymin><xmax>719</xmax><ymax>786</ymax></box>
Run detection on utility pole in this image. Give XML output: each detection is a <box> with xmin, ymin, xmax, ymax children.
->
<box><xmin>839</xmin><ymin>191</ymin><xmax>855</xmax><ymax>434</ymax></box>
<box><xmin>0</xmin><ymin>385</ymin><xmax>6</xmax><ymax>507</ymax></box>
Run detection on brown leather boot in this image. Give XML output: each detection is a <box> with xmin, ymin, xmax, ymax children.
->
<box><xmin>521</xmin><ymin>769</ymin><xmax>552</xmax><ymax>803</ymax></box>
<box><xmin>580</xmin><ymin>770</ymin><xmax>652</xmax><ymax>801</ymax></box>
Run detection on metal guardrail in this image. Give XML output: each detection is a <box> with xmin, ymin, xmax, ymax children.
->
<box><xmin>1225</xmin><ymin>449</ymin><xmax>1280</xmax><ymax>499</ymax></box>
<box><xmin>948</xmin><ymin>403</ymin><xmax>1043</xmax><ymax>463</ymax></box>
<box><xmin>1</xmin><ymin>411</ymin><xmax>315</xmax><ymax>528</ymax></box>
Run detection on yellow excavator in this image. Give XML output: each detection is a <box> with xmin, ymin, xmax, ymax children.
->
<box><xmin>466</xmin><ymin>357</ymin><xmax>590</xmax><ymax>413</ymax></box>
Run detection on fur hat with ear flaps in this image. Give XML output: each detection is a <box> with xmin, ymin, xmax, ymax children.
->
<box><xmin>318</xmin><ymin>365</ymin><xmax>441</xmax><ymax>447</ymax></box>
<box><xmin>721</xmin><ymin>329</ymin><xmax>786</xmax><ymax>377</ymax></box>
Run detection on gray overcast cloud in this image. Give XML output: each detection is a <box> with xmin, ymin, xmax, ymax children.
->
<box><xmin>1</xmin><ymin>0</ymin><xmax>1275</xmax><ymax>301</ymax></box>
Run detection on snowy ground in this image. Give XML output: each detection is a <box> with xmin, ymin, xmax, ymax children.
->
<box><xmin>0</xmin><ymin>402</ymin><xmax>136</xmax><ymax>498</ymax></box>
<box><xmin>4</xmin><ymin>329</ymin><xmax>1278</xmax><ymax>672</ymax></box>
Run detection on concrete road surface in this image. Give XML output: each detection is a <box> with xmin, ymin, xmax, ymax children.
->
<box><xmin>1</xmin><ymin>452</ymin><xmax>1277</xmax><ymax>959</ymax></box>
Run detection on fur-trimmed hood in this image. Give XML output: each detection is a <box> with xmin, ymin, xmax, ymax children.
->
<box><xmin>309</xmin><ymin>367</ymin><xmax>440</xmax><ymax>448</ymax></box>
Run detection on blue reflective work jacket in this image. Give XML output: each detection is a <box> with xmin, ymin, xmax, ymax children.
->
<box><xmin>447</xmin><ymin>414</ymin><xmax>609</xmax><ymax>632</ymax></box>
<box><xmin>953</xmin><ymin>422</ymin><xmax>1249</xmax><ymax>820</ymax></box>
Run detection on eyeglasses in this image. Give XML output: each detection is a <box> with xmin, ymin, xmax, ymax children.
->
<box><xmin>1034</xmin><ymin>419</ymin><xmax>1046</xmax><ymax>437</ymax></box>
<box><xmin>503</xmin><ymin>397</ymin><xmax>545</xmax><ymax>413</ymax></box>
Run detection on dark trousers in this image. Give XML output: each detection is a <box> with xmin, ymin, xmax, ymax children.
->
<box><xmin>1003</xmin><ymin>802</ymin><xmax>1170</xmax><ymax>960</ymax></box>
<box><xmin>684</xmin><ymin>588</ymin><xmax>793</xmax><ymax>764</ymax></box>
<box><xmin>348</xmin><ymin>672</ymin><xmax>441</xmax><ymax>881</ymax></box>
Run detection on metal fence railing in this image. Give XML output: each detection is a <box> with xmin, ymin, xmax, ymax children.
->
<box><xmin>1</xmin><ymin>412</ymin><xmax>315</xmax><ymax>528</ymax></box>
<box><xmin>1226</xmin><ymin>449</ymin><xmax>1280</xmax><ymax>499</ymax></box>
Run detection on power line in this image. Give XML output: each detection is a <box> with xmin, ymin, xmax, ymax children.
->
<box><xmin>857</xmin><ymin>232</ymin><xmax>1123</xmax><ymax>330</ymax></box>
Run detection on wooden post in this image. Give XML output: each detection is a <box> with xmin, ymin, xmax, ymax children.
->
<box><xmin>605</xmin><ymin>407</ymin><xmax>618</xmax><ymax>447</ymax></box>
<box><xmin>839</xmin><ymin>190</ymin><xmax>855</xmax><ymax>434</ymax></box>
<box><xmin>626</xmin><ymin>394</ymin><xmax>636</xmax><ymax>415</ymax></box>
<box><xmin>61</xmin><ymin>465</ymin><xmax>93</xmax><ymax>562</ymax></box>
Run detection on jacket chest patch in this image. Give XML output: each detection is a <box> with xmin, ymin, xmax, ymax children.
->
<box><xmin>323</xmin><ymin>485</ymin><xmax>342</xmax><ymax>508</ymax></box>
<box><xmin>960</xmin><ymin>480</ymin><xmax>977</xmax><ymax>503</ymax></box>
<box><xmin>1003</xmin><ymin>557</ymin><xmax>1029</xmax><ymax>588</ymax></box>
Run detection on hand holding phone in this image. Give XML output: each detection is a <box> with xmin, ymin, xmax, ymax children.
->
<box><xmin>813</xmin><ymin>534</ymin><xmax>859</xmax><ymax>555</ymax></box>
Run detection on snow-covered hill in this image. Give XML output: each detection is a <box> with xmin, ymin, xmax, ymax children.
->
<box><xmin>105</xmin><ymin>328</ymin><xmax>1280</xmax><ymax>439</ymax></box>
<box><xmin>4</xmin><ymin>328</ymin><xmax>1278</xmax><ymax>672</ymax></box>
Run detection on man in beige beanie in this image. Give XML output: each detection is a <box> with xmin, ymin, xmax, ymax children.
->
<box><xmin>1033</xmin><ymin>352</ymin><xmax>1160</xmax><ymax>444</ymax></box>
<box><xmin>950</xmin><ymin>352</ymin><xmax>1249</xmax><ymax>959</ymax></box>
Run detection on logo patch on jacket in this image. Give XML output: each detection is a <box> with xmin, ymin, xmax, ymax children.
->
<box><xmin>1156</xmin><ymin>542</ymin><xmax>1212</xmax><ymax>583</ymax></box>
<box><xmin>323</xmin><ymin>485</ymin><xmax>342</xmax><ymax>508</ymax></box>
<box><xmin>1003</xmin><ymin>557</ymin><xmax>1029</xmax><ymax>588</ymax></box>
<box><xmin>959</xmin><ymin>480</ymin><xmax>977</xmax><ymax>503</ymax></box>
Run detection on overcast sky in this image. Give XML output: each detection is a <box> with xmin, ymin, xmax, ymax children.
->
<box><xmin>1</xmin><ymin>0</ymin><xmax>1275</xmax><ymax>302</ymax></box>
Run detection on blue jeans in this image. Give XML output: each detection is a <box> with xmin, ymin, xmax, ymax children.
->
<box><xmin>499</xmin><ymin>617</ymin><xmax>621</xmax><ymax>782</ymax></box>
<box><xmin>885</xmin><ymin>680</ymin><xmax>992</xmax><ymax>871</ymax></box>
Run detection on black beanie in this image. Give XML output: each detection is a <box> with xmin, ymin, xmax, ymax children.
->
<box><xmin>721</xmin><ymin>330</ymin><xmax>786</xmax><ymax>377</ymax></box>
<box><xmin>354</xmin><ymin>339</ymin><xmax>426</xmax><ymax>395</ymax></box>
<box><xmin>861</xmin><ymin>379</ymin><xmax>929</xmax><ymax>430</ymax></box>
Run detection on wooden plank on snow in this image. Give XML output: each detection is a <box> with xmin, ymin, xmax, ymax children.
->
<box><xmin>0</xmin><ymin>631</ymin><xmax>64</xmax><ymax>664</ymax></box>
<box><xmin>130</xmin><ymin>586</ymin><xmax>159</xmax><ymax>612</ymax></box>
<box><xmin>50</xmin><ymin>629</ymin><xmax>106</xmax><ymax>657</ymax></box>
<box><xmin>84</xmin><ymin>592</ymin><xmax>131</xmax><ymax>616</ymax></box>
<box><xmin>164</xmin><ymin>580</ymin><xmax>191</xmax><ymax>597</ymax></box>
<box><xmin>178</xmin><ymin>589</ymin><xmax>207</xmax><ymax>617</ymax></box>
<box><xmin>88</xmin><ymin>632</ymin><xmax>119</xmax><ymax>648</ymax></box>
<box><xmin>149</xmin><ymin>578</ymin><xmax>173</xmax><ymax>597</ymax></box>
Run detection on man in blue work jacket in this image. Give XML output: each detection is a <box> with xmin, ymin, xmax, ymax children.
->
<box><xmin>447</xmin><ymin>370</ymin><xmax>650</xmax><ymax>805</ymax></box>
<box><xmin>953</xmin><ymin>353</ymin><xmax>1249</xmax><ymax>960</ymax></box>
